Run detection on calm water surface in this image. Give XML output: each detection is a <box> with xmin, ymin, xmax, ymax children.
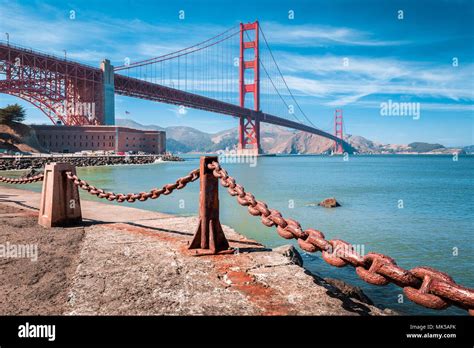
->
<box><xmin>2</xmin><ymin>155</ymin><xmax>473</xmax><ymax>315</ymax></box>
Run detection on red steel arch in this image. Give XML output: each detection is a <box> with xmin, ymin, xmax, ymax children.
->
<box><xmin>0</xmin><ymin>42</ymin><xmax>104</xmax><ymax>126</ymax></box>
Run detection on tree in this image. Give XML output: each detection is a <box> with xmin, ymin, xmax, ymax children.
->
<box><xmin>0</xmin><ymin>133</ymin><xmax>20</xmax><ymax>145</ymax></box>
<box><xmin>0</xmin><ymin>104</ymin><xmax>26</xmax><ymax>124</ymax></box>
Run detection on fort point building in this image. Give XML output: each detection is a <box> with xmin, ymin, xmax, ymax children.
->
<box><xmin>32</xmin><ymin>125</ymin><xmax>166</xmax><ymax>154</ymax></box>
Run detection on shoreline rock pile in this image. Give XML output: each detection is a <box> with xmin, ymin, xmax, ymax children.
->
<box><xmin>0</xmin><ymin>154</ymin><xmax>183</xmax><ymax>171</ymax></box>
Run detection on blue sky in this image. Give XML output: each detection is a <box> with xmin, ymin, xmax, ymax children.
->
<box><xmin>0</xmin><ymin>0</ymin><xmax>473</xmax><ymax>146</ymax></box>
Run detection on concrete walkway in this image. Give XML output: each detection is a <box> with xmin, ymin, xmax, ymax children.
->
<box><xmin>0</xmin><ymin>186</ymin><xmax>391</xmax><ymax>315</ymax></box>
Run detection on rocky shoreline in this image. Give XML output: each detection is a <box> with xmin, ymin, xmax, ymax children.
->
<box><xmin>0</xmin><ymin>186</ymin><xmax>393</xmax><ymax>316</ymax></box>
<box><xmin>0</xmin><ymin>154</ymin><xmax>183</xmax><ymax>171</ymax></box>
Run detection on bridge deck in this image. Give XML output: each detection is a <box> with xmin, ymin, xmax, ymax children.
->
<box><xmin>1</xmin><ymin>42</ymin><xmax>352</xmax><ymax>152</ymax></box>
<box><xmin>114</xmin><ymin>74</ymin><xmax>353</xmax><ymax>152</ymax></box>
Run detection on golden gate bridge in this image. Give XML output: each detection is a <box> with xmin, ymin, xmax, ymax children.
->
<box><xmin>0</xmin><ymin>21</ymin><xmax>353</xmax><ymax>155</ymax></box>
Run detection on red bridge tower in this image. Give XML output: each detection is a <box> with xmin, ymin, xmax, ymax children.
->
<box><xmin>334</xmin><ymin>109</ymin><xmax>344</xmax><ymax>154</ymax></box>
<box><xmin>238</xmin><ymin>21</ymin><xmax>261</xmax><ymax>156</ymax></box>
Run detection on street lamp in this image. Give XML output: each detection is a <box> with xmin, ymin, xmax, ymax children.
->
<box><xmin>63</xmin><ymin>49</ymin><xmax>67</xmax><ymax>60</ymax></box>
<box><xmin>5</xmin><ymin>33</ymin><xmax>9</xmax><ymax>45</ymax></box>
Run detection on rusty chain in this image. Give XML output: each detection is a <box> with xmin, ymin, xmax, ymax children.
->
<box><xmin>0</xmin><ymin>174</ymin><xmax>44</xmax><ymax>184</ymax></box>
<box><xmin>65</xmin><ymin>169</ymin><xmax>200</xmax><ymax>203</ymax></box>
<box><xmin>208</xmin><ymin>160</ymin><xmax>474</xmax><ymax>314</ymax></box>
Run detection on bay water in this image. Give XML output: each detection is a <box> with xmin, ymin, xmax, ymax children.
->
<box><xmin>2</xmin><ymin>154</ymin><xmax>472</xmax><ymax>315</ymax></box>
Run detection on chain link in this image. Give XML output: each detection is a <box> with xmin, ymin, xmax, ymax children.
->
<box><xmin>0</xmin><ymin>174</ymin><xmax>44</xmax><ymax>184</ymax></box>
<box><xmin>65</xmin><ymin>169</ymin><xmax>199</xmax><ymax>203</ymax></box>
<box><xmin>208</xmin><ymin>160</ymin><xmax>474</xmax><ymax>314</ymax></box>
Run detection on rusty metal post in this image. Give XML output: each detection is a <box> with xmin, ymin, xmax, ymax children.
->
<box><xmin>38</xmin><ymin>162</ymin><xmax>82</xmax><ymax>228</ymax></box>
<box><xmin>189</xmin><ymin>156</ymin><xmax>232</xmax><ymax>255</ymax></box>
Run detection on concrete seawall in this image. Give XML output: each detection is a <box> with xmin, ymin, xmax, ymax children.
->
<box><xmin>0</xmin><ymin>186</ymin><xmax>393</xmax><ymax>315</ymax></box>
<box><xmin>0</xmin><ymin>154</ymin><xmax>183</xmax><ymax>171</ymax></box>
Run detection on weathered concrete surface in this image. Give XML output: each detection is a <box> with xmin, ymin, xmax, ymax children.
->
<box><xmin>0</xmin><ymin>186</ymin><xmax>390</xmax><ymax>316</ymax></box>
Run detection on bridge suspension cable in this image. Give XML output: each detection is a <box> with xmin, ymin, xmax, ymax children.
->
<box><xmin>243</xmin><ymin>30</ymin><xmax>305</xmax><ymax>126</ymax></box>
<box><xmin>114</xmin><ymin>25</ymin><xmax>241</xmax><ymax>105</ymax></box>
<box><xmin>258</xmin><ymin>25</ymin><xmax>320</xmax><ymax>130</ymax></box>
<box><xmin>114</xmin><ymin>23</ymin><xmax>320</xmax><ymax>131</ymax></box>
<box><xmin>111</xmin><ymin>21</ymin><xmax>341</xmax><ymax>146</ymax></box>
<box><xmin>114</xmin><ymin>25</ymin><xmax>240</xmax><ymax>70</ymax></box>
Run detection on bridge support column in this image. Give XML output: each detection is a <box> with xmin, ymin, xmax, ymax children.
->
<box><xmin>189</xmin><ymin>156</ymin><xmax>232</xmax><ymax>255</ymax></box>
<box><xmin>238</xmin><ymin>112</ymin><xmax>261</xmax><ymax>156</ymax></box>
<box><xmin>101</xmin><ymin>59</ymin><xmax>115</xmax><ymax>125</ymax></box>
<box><xmin>38</xmin><ymin>163</ymin><xmax>82</xmax><ymax>228</ymax></box>
<box><xmin>237</xmin><ymin>21</ymin><xmax>261</xmax><ymax>156</ymax></box>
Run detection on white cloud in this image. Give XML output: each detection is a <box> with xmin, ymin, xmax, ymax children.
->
<box><xmin>260</xmin><ymin>22</ymin><xmax>411</xmax><ymax>47</ymax></box>
<box><xmin>2</xmin><ymin>1</ymin><xmax>472</xmax><ymax>115</ymax></box>
<box><xmin>338</xmin><ymin>99</ymin><xmax>474</xmax><ymax>113</ymax></box>
<box><xmin>0</xmin><ymin>0</ymin><xmax>235</xmax><ymax>66</ymax></box>
<box><xmin>167</xmin><ymin>106</ymin><xmax>188</xmax><ymax>118</ymax></box>
<box><xmin>66</xmin><ymin>50</ymin><xmax>110</xmax><ymax>63</ymax></box>
<box><xmin>270</xmin><ymin>54</ymin><xmax>474</xmax><ymax>106</ymax></box>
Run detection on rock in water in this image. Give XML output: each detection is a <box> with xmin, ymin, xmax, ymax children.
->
<box><xmin>324</xmin><ymin>278</ymin><xmax>373</xmax><ymax>305</ymax></box>
<box><xmin>273</xmin><ymin>245</ymin><xmax>303</xmax><ymax>266</ymax></box>
<box><xmin>318</xmin><ymin>197</ymin><xmax>341</xmax><ymax>208</ymax></box>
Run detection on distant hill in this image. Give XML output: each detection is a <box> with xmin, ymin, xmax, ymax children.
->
<box><xmin>166</xmin><ymin>126</ymin><xmax>214</xmax><ymax>151</ymax></box>
<box><xmin>115</xmin><ymin>118</ymin><xmax>467</xmax><ymax>155</ymax></box>
<box><xmin>407</xmin><ymin>142</ymin><xmax>445</xmax><ymax>153</ymax></box>
<box><xmin>344</xmin><ymin>135</ymin><xmax>381</xmax><ymax>154</ymax></box>
<box><xmin>269</xmin><ymin>132</ymin><xmax>334</xmax><ymax>154</ymax></box>
<box><xmin>116</xmin><ymin>118</ymin><xmax>165</xmax><ymax>131</ymax></box>
<box><xmin>463</xmin><ymin>145</ymin><xmax>474</xmax><ymax>154</ymax></box>
<box><xmin>116</xmin><ymin>118</ymin><xmax>232</xmax><ymax>153</ymax></box>
<box><xmin>166</xmin><ymin>138</ymin><xmax>192</xmax><ymax>153</ymax></box>
<box><xmin>0</xmin><ymin>118</ymin><xmax>464</xmax><ymax>156</ymax></box>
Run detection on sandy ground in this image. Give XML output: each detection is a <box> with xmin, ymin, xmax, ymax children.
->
<box><xmin>0</xmin><ymin>203</ymin><xmax>85</xmax><ymax>314</ymax></box>
<box><xmin>0</xmin><ymin>186</ymin><xmax>392</xmax><ymax>316</ymax></box>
